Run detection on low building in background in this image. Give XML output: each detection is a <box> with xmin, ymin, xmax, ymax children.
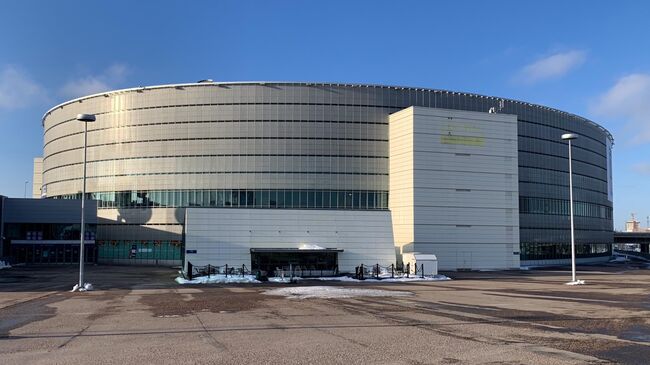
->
<box><xmin>0</xmin><ymin>196</ymin><xmax>97</xmax><ymax>264</ymax></box>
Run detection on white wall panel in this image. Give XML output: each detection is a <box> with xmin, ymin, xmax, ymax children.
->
<box><xmin>390</xmin><ymin>106</ymin><xmax>520</xmax><ymax>270</ymax></box>
<box><xmin>184</xmin><ymin>209</ymin><xmax>396</xmax><ymax>272</ymax></box>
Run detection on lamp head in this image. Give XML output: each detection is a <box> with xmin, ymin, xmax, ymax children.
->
<box><xmin>76</xmin><ymin>114</ymin><xmax>96</xmax><ymax>122</ymax></box>
<box><xmin>561</xmin><ymin>133</ymin><xmax>577</xmax><ymax>140</ymax></box>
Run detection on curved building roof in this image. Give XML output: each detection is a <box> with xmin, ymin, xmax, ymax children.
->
<box><xmin>42</xmin><ymin>81</ymin><xmax>613</xmax><ymax>143</ymax></box>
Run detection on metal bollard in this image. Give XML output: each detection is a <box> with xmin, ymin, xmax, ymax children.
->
<box><xmin>207</xmin><ymin>264</ymin><xmax>211</xmax><ymax>278</ymax></box>
<box><xmin>421</xmin><ymin>264</ymin><xmax>424</xmax><ymax>278</ymax></box>
<box><xmin>242</xmin><ymin>264</ymin><xmax>245</xmax><ymax>277</ymax></box>
<box><xmin>391</xmin><ymin>263</ymin><xmax>394</xmax><ymax>278</ymax></box>
<box><xmin>187</xmin><ymin>261</ymin><xmax>193</xmax><ymax>280</ymax></box>
<box><xmin>406</xmin><ymin>263</ymin><xmax>410</xmax><ymax>278</ymax></box>
<box><xmin>225</xmin><ymin>264</ymin><xmax>228</xmax><ymax>277</ymax></box>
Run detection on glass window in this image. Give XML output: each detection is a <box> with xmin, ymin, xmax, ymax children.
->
<box><xmin>308</xmin><ymin>191</ymin><xmax>315</xmax><ymax>208</ymax></box>
<box><xmin>344</xmin><ymin>192</ymin><xmax>353</xmax><ymax>209</ymax></box>
<box><xmin>216</xmin><ymin>190</ymin><xmax>224</xmax><ymax>207</ymax></box>
<box><xmin>269</xmin><ymin>190</ymin><xmax>277</xmax><ymax>208</ymax></box>
<box><xmin>300</xmin><ymin>191</ymin><xmax>308</xmax><ymax>208</ymax></box>
<box><xmin>223</xmin><ymin>190</ymin><xmax>232</xmax><ymax>206</ymax></box>
<box><xmin>254</xmin><ymin>190</ymin><xmax>263</xmax><ymax>207</ymax></box>
<box><xmin>292</xmin><ymin>191</ymin><xmax>300</xmax><ymax>208</ymax></box>
<box><xmin>246</xmin><ymin>190</ymin><xmax>254</xmax><ymax>207</ymax></box>
<box><xmin>261</xmin><ymin>190</ymin><xmax>269</xmax><ymax>208</ymax></box>
<box><xmin>367</xmin><ymin>192</ymin><xmax>375</xmax><ymax>209</ymax></box>
<box><xmin>276</xmin><ymin>190</ymin><xmax>285</xmax><ymax>208</ymax></box>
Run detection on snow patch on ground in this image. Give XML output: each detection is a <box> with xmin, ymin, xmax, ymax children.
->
<box><xmin>0</xmin><ymin>260</ymin><xmax>11</xmax><ymax>269</ymax></box>
<box><xmin>263</xmin><ymin>286</ymin><xmax>413</xmax><ymax>299</ymax></box>
<box><xmin>610</xmin><ymin>256</ymin><xmax>630</xmax><ymax>263</ymax></box>
<box><xmin>175</xmin><ymin>274</ymin><xmax>260</xmax><ymax>284</ymax></box>
<box><xmin>565</xmin><ymin>280</ymin><xmax>586</xmax><ymax>286</ymax></box>
<box><xmin>71</xmin><ymin>283</ymin><xmax>94</xmax><ymax>292</ymax></box>
<box><xmin>176</xmin><ymin>273</ymin><xmax>450</xmax><ymax>285</ymax></box>
<box><xmin>268</xmin><ymin>276</ymin><xmax>302</xmax><ymax>283</ymax></box>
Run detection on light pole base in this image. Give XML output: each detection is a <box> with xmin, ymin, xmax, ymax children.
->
<box><xmin>565</xmin><ymin>280</ymin><xmax>585</xmax><ymax>286</ymax></box>
<box><xmin>71</xmin><ymin>283</ymin><xmax>94</xmax><ymax>292</ymax></box>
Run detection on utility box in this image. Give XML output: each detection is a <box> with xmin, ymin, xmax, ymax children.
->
<box><xmin>402</xmin><ymin>253</ymin><xmax>438</xmax><ymax>276</ymax></box>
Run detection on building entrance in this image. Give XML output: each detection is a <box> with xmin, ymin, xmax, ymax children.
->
<box><xmin>250</xmin><ymin>248</ymin><xmax>342</xmax><ymax>277</ymax></box>
<box><xmin>10</xmin><ymin>242</ymin><xmax>96</xmax><ymax>264</ymax></box>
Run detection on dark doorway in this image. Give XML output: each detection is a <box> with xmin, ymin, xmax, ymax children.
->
<box><xmin>250</xmin><ymin>248</ymin><xmax>342</xmax><ymax>277</ymax></box>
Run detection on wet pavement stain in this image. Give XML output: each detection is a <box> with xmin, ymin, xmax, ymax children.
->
<box><xmin>0</xmin><ymin>293</ymin><xmax>65</xmax><ymax>337</ymax></box>
<box><xmin>138</xmin><ymin>290</ymin><xmax>265</xmax><ymax>317</ymax></box>
<box><xmin>620</xmin><ymin>324</ymin><xmax>650</xmax><ymax>343</ymax></box>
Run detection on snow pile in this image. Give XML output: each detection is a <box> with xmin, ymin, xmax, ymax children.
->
<box><xmin>565</xmin><ymin>280</ymin><xmax>586</xmax><ymax>286</ymax></box>
<box><xmin>268</xmin><ymin>276</ymin><xmax>302</xmax><ymax>283</ymax></box>
<box><xmin>264</xmin><ymin>286</ymin><xmax>412</xmax><ymax>299</ymax></box>
<box><xmin>610</xmin><ymin>256</ymin><xmax>630</xmax><ymax>263</ymax></box>
<box><xmin>175</xmin><ymin>274</ymin><xmax>260</xmax><ymax>284</ymax></box>
<box><xmin>0</xmin><ymin>260</ymin><xmax>11</xmax><ymax>269</ymax></box>
<box><xmin>71</xmin><ymin>283</ymin><xmax>94</xmax><ymax>292</ymax></box>
<box><xmin>298</xmin><ymin>243</ymin><xmax>326</xmax><ymax>250</ymax></box>
<box><xmin>316</xmin><ymin>274</ymin><xmax>451</xmax><ymax>282</ymax></box>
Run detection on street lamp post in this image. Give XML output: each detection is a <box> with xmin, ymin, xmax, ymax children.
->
<box><xmin>561</xmin><ymin>133</ymin><xmax>582</xmax><ymax>285</ymax></box>
<box><xmin>75</xmin><ymin>113</ymin><xmax>96</xmax><ymax>292</ymax></box>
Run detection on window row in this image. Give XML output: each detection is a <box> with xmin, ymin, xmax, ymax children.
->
<box><xmin>519</xmin><ymin>197</ymin><xmax>612</xmax><ymax>219</ymax></box>
<box><xmin>3</xmin><ymin>223</ymin><xmax>97</xmax><ymax>241</ymax></box>
<box><xmin>53</xmin><ymin>189</ymin><xmax>390</xmax><ymax>210</ymax></box>
<box><xmin>45</xmin><ymin>119</ymin><xmax>389</xmax><ymax>148</ymax></box>
<box><xmin>520</xmin><ymin>242</ymin><xmax>611</xmax><ymax>261</ymax></box>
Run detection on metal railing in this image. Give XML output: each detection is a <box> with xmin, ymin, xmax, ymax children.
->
<box><xmin>185</xmin><ymin>262</ymin><xmax>252</xmax><ymax>280</ymax></box>
<box><xmin>184</xmin><ymin>261</ymin><xmax>430</xmax><ymax>281</ymax></box>
<box><xmin>354</xmin><ymin>263</ymin><xmax>425</xmax><ymax>280</ymax></box>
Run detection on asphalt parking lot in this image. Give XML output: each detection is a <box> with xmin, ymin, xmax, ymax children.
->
<box><xmin>1</xmin><ymin>263</ymin><xmax>650</xmax><ymax>364</ymax></box>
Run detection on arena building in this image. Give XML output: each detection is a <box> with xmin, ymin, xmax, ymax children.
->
<box><xmin>37</xmin><ymin>81</ymin><xmax>614</xmax><ymax>271</ymax></box>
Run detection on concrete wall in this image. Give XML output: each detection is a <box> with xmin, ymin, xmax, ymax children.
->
<box><xmin>389</xmin><ymin>107</ymin><xmax>520</xmax><ymax>270</ymax></box>
<box><xmin>32</xmin><ymin>157</ymin><xmax>43</xmax><ymax>198</ymax></box>
<box><xmin>184</xmin><ymin>208</ymin><xmax>396</xmax><ymax>273</ymax></box>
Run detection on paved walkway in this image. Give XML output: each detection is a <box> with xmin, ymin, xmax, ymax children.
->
<box><xmin>1</xmin><ymin>264</ymin><xmax>649</xmax><ymax>364</ymax></box>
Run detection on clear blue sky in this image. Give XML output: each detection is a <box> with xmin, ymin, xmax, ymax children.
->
<box><xmin>1</xmin><ymin>0</ymin><xmax>649</xmax><ymax>229</ymax></box>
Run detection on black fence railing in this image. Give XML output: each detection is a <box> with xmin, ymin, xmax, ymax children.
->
<box><xmin>354</xmin><ymin>263</ymin><xmax>425</xmax><ymax>280</ymax></box>
<box><xmin>185</xmin><ymin>262</ymin><xmax>252</xmax><ymax>280</ymax></box>
<box><xmin>184</xmin><ymin>261</ymin><xmax>430</xmax><ymax>281</ymax></box>
<box><xmin>185</xmin><ymin>262</ymin><xmax>340</xmax><ymax>280</ymax></box>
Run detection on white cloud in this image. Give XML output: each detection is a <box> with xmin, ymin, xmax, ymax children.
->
<box><xmin>0</xmin><ymin>66</ymin><xmax>48</xmax><ymax>109</ymax></box>
<box><xmin>517</xmin><ymin>50</ymin><xmax>586</xmax><ymax>84</ymax></box>
<box><xmin>591</xmin><ymin>73</ymin><xmax>650</xmax><ymax>144</ymax></box>
<box><xmin>59</xmin><ymin>63</ymin><xmax>129</xmax><ymax>99</ymax></box>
